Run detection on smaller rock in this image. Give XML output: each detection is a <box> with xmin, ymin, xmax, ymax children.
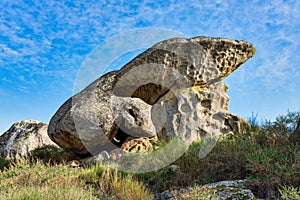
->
<box><xmin>111</xmin><ymin>96</ymin><xmax>157</xmax><ymax>138</ymax></box>
<box><xmin>0</xmin><ymin>120</ymin><xmax>58</xmax><ymax>159</ymax></box>
<box><xmin>96</xmin><ymin>151</ymin><xmax>110</xmax><ymax>162</ymax></box>
<box><xmin>169</xmin><ymin>164</ymin><xmax>179</xmax><ymax>172</ymax></box>
<box><xmin>159</xmin><ymin>190</ymin><xmax>174</xmax><ymax>200</ymax></box>
<box><xmin>121</xmin><ymin>137</ymin><xmax>153</xmax><ymax>153</ymax></box>
<box><xmin>109</xmin><ymin>148</ymin><xmax>124</xmax><ymax>161</ymax></box>
<box><xmin>66</xmin><ymin>160</ymin><xmax>81</xmax><ymax>167</ymax></box>
<box><xmin>111</xmin><ymin>196</ymin><xmax>119</xmax><ymax>200</ymax></box>
<box><xmin>201</xmin><ymin>180</ymin><xmax>255</xmax><ymax>200</ymax></box>
<box><xmin>85</xmin><ymin>151</ymin><xmax>111</xmax><ymax>165</ymax></box>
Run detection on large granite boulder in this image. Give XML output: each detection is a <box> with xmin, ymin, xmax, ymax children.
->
<box><xmin>48</xmin><ymin>36</ymin><xmax>255</xmax><ymax>156</ymax></box>
<box><xmin>0</xmin><ymin>120</ymin><xmax>58</xmax><ymax>159</ymax></box>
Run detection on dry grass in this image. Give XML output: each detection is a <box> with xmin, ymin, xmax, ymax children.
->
<box><xmin>1</xmin><ymin>111</ymin><xmax>299</xmax><ymax>199</ymax></box>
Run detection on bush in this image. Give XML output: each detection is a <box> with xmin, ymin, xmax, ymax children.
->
<box><xmin>262</xmin><ymin>111</ymin><xmax>300</xmax><ymax>138</ymax></box>
<box><xmin>0</xmin><ymin>157</ymin><xmax>10</xmax><ymax>170</ymax></box>
<box><xmin>137</xmin><ymin>112</ymin><xmax>300</xmax><ymax>199</ymax></box>
<box><xmin>279</xmin><ymin>186</ymin><xmax>300</xmax><ymax>200</ymax></box>
<box><xmin>30</xmin><ymin>145</ymin><xmax>75</xmax><ymax>164</ymax></box>
<box><xmin>78</xmin><ymin>164</ymin><xmax>154</xmax><ymax>199</ymax></box>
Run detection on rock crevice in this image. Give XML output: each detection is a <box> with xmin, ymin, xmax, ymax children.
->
<box><xmin>48</xmin><ymin>36</ymin><xmax>255</xmax><ymax>156</ymax></box>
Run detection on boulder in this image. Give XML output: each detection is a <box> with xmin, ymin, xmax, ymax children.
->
<box><xmin>0</xmin><ymin>120</ymin><xmax>58</xmax><ymax>159</ymax></box>
<box><xmin>201</xmin><ymin>180</ymin><xmax>255</xmax><ymax>200</ymax></box>
<box><xmin>48</xmin><ymin>78</ymin><xmax>158</xmax><ymax>155</ymax></box>
<box><xmin>157</xmin><ymin>81</ymin><xmax>249</xmax><ymax>142</ymax></box>
<box><xmin>156</xmin><ymin>180</ymin><xmax>255</xmax><ymax>200</ymax></box>
<box><xmin>48</xmin><ymin>36</ymin><xmax>255</xmax><ymax>156</ymax></box>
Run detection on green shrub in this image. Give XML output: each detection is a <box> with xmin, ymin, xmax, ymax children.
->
<box><xmin>137</xmin><ymin>112</ymin><xmax>300</xmax><ymax>199</ymax></box>
<box><xmin>30</xmin><ymin>145</ymin><xmax>75</xmax><ymax>164</ymax></box>
<box><xmin>262</xmin><ymin>111</ymin><xmax>300</xmax><ymax>138</ymax></box>
<box><xmin>0</xmin><ymin>157</ymin><xmax>10</xmax><ymax>170</ymax></box>
<box><xmin>279</xmin><ymin>186</ymin><xmax>300</xmax><ymax>200</ymax></box>
<box><xmin>79</xmin><ymin>164</ymin><xmax>154</xmax><ymax>200</ymax></box>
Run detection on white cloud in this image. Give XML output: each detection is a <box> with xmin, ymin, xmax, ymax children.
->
<box><xmin>0</xmin><ymin>0</ymin><xmax>299</xmax><ymax>121</ymax></box>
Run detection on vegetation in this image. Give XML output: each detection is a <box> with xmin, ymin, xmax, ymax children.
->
<box><xmin>0</xmin><ymin>111</ymin><xmax>299</xmax><ymax>199</ymax></box>
<box><xmin>30</xmin><ymin>145</ymin><xmax>76</xmax><ymax>164</ymax></box>
<box><xmin>0</xmin><ymin>157</ymin><xmax>10</xmax><ymax>170</ymax></box>
<box><xmin>279</xmin><ymin>186</ymin><xmax>300</xmax><ymax>200</ymax></box>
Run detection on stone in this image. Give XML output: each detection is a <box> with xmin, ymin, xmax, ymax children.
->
<box><xmin>159</xmin><ymin>190</ymin><xmax>174</xmax><ymax>200</ymax></box>
<box><xmin>157</xmin><ymin>82</ymin><xmax>249</xmax><ymax>142</ymax></box>
<box><xmin>111</xmin><ymin>96</ymin><xmax>157</xmax><ymax>139</ymax></box>
<box><xmin>121</xmin><ymin>137</ymin><xmax>153</xmax><ymax>153</ymax></box>
<box><xmin>66</xmin><ymin>160</ymin><xmax>81</xmax><ymax>167</ymax></box>
<box><xmin>201</xmin><ymin>180</ymin><xmax>255</xmax><ymax>200</ymax></box>
<box><xmin>113</xmin><ymin>36</ymin><xmax>255</xmax><ymax>100</ymax></box>
<box><xmin>84</xmin><ymin>150</ymin><xmax>111</xmax><ymax>165</ymax></box>
<box><xmin>169</xmin><ymin>164</ymin><xmax>179</xmax><ymax>172</ymax></box>
<box><xmin>109</xmin><ymin>148</ymin><xmax>124</xmax><ymax>161</ymax></box>
<box><xmin>48</xmin><ymin>71</ymin><xmax>118</xmax><ymax>156</ymax></box>
<box><xmin>48</xmin><ymin>36</ymin><xmax>255</xmax><ymax>156</ymax></box>
<box><xmin>157</xmin><ymin>180</ymin><xmax>256</xmax><ymax>200</ymax></box>
<box><xmin>0</xmin><ymin>120</ymin><xmax>58</xmax><ymax>159</ymax></box>
<box><xmin>48</xmin><ymin>74</ymin><xmax>158</xmax><ymax>156</ymax></box>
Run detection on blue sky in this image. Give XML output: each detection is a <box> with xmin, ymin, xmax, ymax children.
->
<box><xmin>0</xmin><ymin>0</ymin><xmax>299</xmax><ymax>134</ymax></box>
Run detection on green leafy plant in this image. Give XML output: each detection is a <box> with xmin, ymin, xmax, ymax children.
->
<box><xmin>0</xmin><ymin>157</ymin><xmax>10</xmax><ymax>170</ymax></box>
<box><xmin>262</xmin><ymin>111</ymin><xmax>300</xmax><ymax>138</ymax></box>
<box><xmin>30</xmin><ymin>145</ymin><xmax>75</xmax><ymax>164</ymax></box>
<box><xmin>279</xmin><ymin>186</ymin><xmax>300</xmax><ymax>200</ymax></box>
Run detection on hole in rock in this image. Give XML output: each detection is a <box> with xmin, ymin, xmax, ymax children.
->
<box><xmin>131</xmin><ymin>83</ymin><xmax>170</xmax><ymax>105</ymax></box>
<box><xmin>128</xmin><ymin>109</ymin><xmax>136</xmax><ymax>120</ymax></box>
<box><xmin>111</xmin><ymin>128</ymin><xmax>130</xmax><ymax>148</ymax></box>
<box><xmin>224</xmin><ymin>118</ymin><xmax>234</xmax><ymax>131</ymax></box>
<box><xmin>201</xmin><ymin>99</ymin><xmax>211</xmax><ymax>109</ymax></box>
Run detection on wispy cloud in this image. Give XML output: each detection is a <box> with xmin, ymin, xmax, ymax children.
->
<box><xmin>0</xmin><ymin>0</ymin><xmax>299</xmax><ymax>130</ymax></box>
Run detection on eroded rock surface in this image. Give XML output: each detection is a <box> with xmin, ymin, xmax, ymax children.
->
<box><xmin>201</xmin><ymin>180</ymin><xmax>255</xmax><ymax>200</ymax></box>
<box><xmin>0</xmin><ymin>120</ymin><xmax>57</xmax><ymax>159</ymax></box>
<box><xmin>156</xmin><ymin>180</ymin><xmax>255</xmax><ymax>200</ymax></box>
<box><xmin>48</xmin><ymin>36</ymin><xmax>255</xmax><ymax>156</ymax></box>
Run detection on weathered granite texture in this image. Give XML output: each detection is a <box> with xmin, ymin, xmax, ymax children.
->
<box><xmin>48</xmin><ymin>36</ymin><xmax>255</xmax><ymax>156</ymax></box>
<box><xmin>0</xmin><ymin>120</ymin><xmax>57</xmax><ymax>159</ymax></box>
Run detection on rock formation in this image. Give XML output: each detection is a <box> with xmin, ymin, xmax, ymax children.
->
<box><xmin>48</xmin><ymin>36</ymin><xmax>255</xmax><ymax>156</ymax></box>
<box><xmin>0</xmin><ymin>120</ymin><xmax>58</xmax><ymax>159</ymax></box>
<box><xmin>156</xmin><ymin>180</ymin><xmax>255</xmax><ymax>200</ymax></box>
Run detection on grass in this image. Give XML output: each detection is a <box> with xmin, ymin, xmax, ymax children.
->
<box><xmin>137</xmin><ymin>111</ymin><xmax>300</xmax><ymax>199</ymax></box>
<box><xmin>279</xmin><ymin>186</ymin><xmax>300</xmax><ymax>200</ymax></box>
<box><xmin>0</xmin><ymin>159</ymin><xmax>96</xmax><ymax>200</ymax></box>
<box><xmin>178</xmin><ymin>186</ymin><xmax>218</xmax><ymax>200</ymax></box>
<box><xmin>0</xmin><ymin>111</ymin><xmax>299</xmax><ymax>199</ymax></box>
<box><xmin>0</xmin><ymin>159</ymin><xmax>153</xmax><ymax>200</ymax></box>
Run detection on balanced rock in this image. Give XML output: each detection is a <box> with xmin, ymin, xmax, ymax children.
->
<box><xmin>0</xmin><ymin>120</ymin><xmax>57</xmax><ymax>159</ymax></box>
<box><xmin>48</xmin><ymin>36</ymin><xmax>255</xmax><ymax>156</ymax></box>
